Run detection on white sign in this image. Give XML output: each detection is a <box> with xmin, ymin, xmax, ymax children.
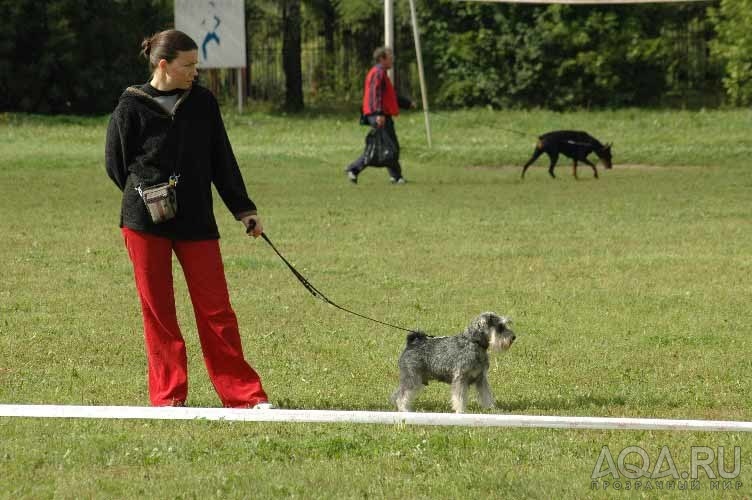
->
<box><xmin>174</xmin><ymin>0</ymin><xmax>246</xmax><ymax>69</ymax></box>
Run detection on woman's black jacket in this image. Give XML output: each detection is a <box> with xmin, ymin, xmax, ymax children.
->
<box><xmin>105</xmin><ymin>84</ymin><xmax>256</xmax><ymax>240</ymax></box>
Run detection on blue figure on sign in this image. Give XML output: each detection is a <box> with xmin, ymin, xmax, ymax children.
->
<box><xmin>201</xmin><ymin>14</ymin><xmax>221</xmax><ymax>61</ymax></box>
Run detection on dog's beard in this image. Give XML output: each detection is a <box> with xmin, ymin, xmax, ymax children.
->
<box><xmin>490</xmin><ymin>330</ymin><xmax>514</xmax><ymax>351</ymax></box>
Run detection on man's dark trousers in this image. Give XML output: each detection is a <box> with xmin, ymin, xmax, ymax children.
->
<box><xmin>347</xmin><ymin>115</ymin><xmax>403</xmax><ymax>180</ymax></box>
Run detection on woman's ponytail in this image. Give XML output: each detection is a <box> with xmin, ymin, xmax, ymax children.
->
<box><xmin>140</xmin><ymin>30</ymin><xmax>197</xmax><ymax>71</ymax></box>
<box><xmin>140</xmin><ymin>36</ymin><xmax>152</xmax><ymax>60</ymax></box>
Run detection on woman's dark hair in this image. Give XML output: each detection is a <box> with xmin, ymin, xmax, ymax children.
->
<box><xmin>141</xmin><ymin>30</ymin><xmax>198</xmax><ymax>70</ymax></box>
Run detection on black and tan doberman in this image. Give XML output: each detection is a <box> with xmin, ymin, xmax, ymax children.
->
<box><xmin>521</xmin><ymin>130</ymin><xmax>612</xmax><ymax>179</ymax></box>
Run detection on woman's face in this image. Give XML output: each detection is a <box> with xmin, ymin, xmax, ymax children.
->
<box><xmin>162</xmin><ymin>50</ymin><xmax>199</xmax><ymax>90</ymax></box>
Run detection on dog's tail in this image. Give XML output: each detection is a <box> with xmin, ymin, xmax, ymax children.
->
<box><xmin>406</xmin><ymin>330</ymin><xmax>429</xmax><ymax>345</ymax></box>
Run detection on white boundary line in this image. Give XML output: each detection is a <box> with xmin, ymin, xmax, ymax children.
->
<box><xmin>1</xmin><ymin>405</ymin><xmax>752</xmax><ymax>431</ymax></box>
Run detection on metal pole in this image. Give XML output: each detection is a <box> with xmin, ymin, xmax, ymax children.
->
<box><xmin>384</xmin><ymin>0</ymin><xmax>394</xmax><ymax>80</ymax></box>
<box><xmin>408</xmin><ymin>0</ymin><xmax>432</xmax><ymax>148</ymax></box>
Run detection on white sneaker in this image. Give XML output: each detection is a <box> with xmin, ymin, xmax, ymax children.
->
<box><xmin>251</xmin><ymin>402</ymin><xmax>275</xmax><ymax>410</ymax></box>
<box><xmin>390</xmin><ymin>177</ymin><xmax>407</xmax><ymax>184</ymax></box>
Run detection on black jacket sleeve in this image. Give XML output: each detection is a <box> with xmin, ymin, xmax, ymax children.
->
<box><xmin>105</xmin><ymin>110</ymin><xmax>129</xmax><ymax>191</ymax></box>
<box><xmin>209</xmin><ymin>95</ymin><xmax>257</xmax><ymax>219</ymax></box>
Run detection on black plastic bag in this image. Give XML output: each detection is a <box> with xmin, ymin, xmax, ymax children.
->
<box><xmin>363</xmin><ymin>127</ymin><xmax>398</xmax><ymax>167</ymax></box>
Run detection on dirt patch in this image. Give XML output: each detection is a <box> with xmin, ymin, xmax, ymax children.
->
<box><xmin>464</xmin><ymin>165</ymin><xmax>522</xmax><ymax>170</ymax></box>
<box><xmin>617</xmin><ymin>164</ymin><xmax>713</xmax><ymax>170</ymax></box>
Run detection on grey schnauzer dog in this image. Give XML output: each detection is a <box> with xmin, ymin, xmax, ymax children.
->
<box><xmin>391</xmin><ymin>312</ymin><xmax>516</xmax><ymax>413</ymax></box>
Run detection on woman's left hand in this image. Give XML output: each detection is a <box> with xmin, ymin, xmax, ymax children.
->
<box><xmin>242</xmin><ymin>215</ymin><xmax>263</xmax><ymax>238</ymax></box>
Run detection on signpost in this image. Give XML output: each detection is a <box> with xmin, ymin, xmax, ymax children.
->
<box><xmin>175</xmin><ymin>0</ymin><xmax>247</xmax><ymax>113</ymax></box>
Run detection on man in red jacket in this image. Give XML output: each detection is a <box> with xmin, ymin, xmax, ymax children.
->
<box><xmin>346</xmin><ymin>47</ymin><xmax>413</xmax><ymax>184</ymax></box>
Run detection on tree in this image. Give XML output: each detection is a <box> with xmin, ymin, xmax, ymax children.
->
<box><xmin>710</xmin><ymin>0</ymin><xmax>752</xmax><ymax>105</ymax></box>
<box><xmin>305</xmin><ymin>0</ymin><xmax>337</xmax><ymax>55</ymax></box>
<box><xmin>418</xmin><ymin>1</ymin><xmax>715</xmax><ymax>109</ymax></box>
<box><xmin>281</xmin><ymin>0</ymin><xmax>304</xmax><ymax>111</ymax></box>
<box><xmin>0</xmin><ymin>0</ymin><xmax>170</xmax><ymax>114</ymax></box>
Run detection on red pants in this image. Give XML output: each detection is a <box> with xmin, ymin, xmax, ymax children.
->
<box><xmin>122</xmin><ymin>228</ymin><xmax>268</xmax><ymax>407</ymax></box>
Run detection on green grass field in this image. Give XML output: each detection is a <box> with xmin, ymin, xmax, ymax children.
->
<box><xmin>1</xmin><ymin>107</ymin><xmax>751</xmax><ymax>498</ymax></box>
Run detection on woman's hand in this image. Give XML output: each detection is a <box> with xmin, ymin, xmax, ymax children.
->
<box><xmin>242</xmin><ymin>214</ymin><xmax>263</xmax><ymax>238</ymax></box>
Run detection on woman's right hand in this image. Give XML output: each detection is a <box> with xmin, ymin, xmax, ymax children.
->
<box><xmin>242</xmin><ymin>215</ymin><xmax>263</xmax><ymax>238</ymax></box>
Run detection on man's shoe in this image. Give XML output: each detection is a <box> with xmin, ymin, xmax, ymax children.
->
<box><xmin>251</xmin><ymin>402</ymin><xmax>275</xmax><ymax>410</ymax></box>
<box><xmin>390</xmin><ymin>177</ymin><xmax>407</xmax><ymax>184</ymax></box>
<box><xmin>347</xmin><ymin>171</ymin><xmax>358</xmax><ymax>184</ymax></box>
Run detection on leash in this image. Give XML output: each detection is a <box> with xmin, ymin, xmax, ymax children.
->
<box><xmin>246</xmin><ymin>221</ymin><xmax>419</xmax><ymax>334</ymax></box>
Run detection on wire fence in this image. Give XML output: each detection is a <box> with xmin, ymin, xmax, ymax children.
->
<box><xmin>247</xmin><ymin>35</ymin><xmax>388</xmax><ymax>105</ymax></box>
<box><xmin>202</xmin><ymin>9</ymin><xmax>719</xmax><ymax>109</ymax></box>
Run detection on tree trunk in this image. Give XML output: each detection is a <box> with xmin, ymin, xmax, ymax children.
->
<box><xmin>322</xmin><ymin>2</ymin><xmax>336</xmax><ymax>57</ymax></box>
<box><xmin>281</xmin><ymin>0</ymin><xmax>303</xmax><ymax>111</ymax></box>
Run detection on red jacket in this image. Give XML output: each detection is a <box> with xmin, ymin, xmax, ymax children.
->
<box><xmin>362</xmin><ymin>64</ymin><xmax>399</xmax><ymax>117</ymax></box>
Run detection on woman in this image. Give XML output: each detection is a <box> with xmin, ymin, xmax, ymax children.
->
<box><xmin>105</xmin><ymin>30</ymin><xmax>272</xmax><ymax>409</ymax></box>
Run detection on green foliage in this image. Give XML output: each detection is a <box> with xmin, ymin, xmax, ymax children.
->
<box><xmin>332</xmin><ymin>0</ymin><xmax>380</xmax><ymax>25</ymax></box>
<box><xmin>709</xmin><ymin>0</ymin><xmax>752</xmax><ymax>105</ymax></box>
<box><xmin>0</xmin><ymin>0</ymin><xmax>737</xmax><ymax>112</ymax></box>
<box><xmin>0</xmin><ymin>0</ymin><xmax>171</xmax><ymax>114</ymax></box>
<box><xmin>419</xmin><ymin>2</ymin><xmax>718</xmax><ymax>109</ymax></box>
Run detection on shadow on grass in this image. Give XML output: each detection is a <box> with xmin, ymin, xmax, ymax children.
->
<box><xmin>496</xmin><ymin>394</ymin><xmax>628</xmax><ymax>412</ymax></box>
<box><xmin>276</xmin><ymin>393</ymin><xmax>637</xmax><ymax>414</ymax></box>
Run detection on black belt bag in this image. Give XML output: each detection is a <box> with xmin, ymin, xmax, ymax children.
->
<box><xmin>136</xmin><ymin>174</ymin><xmax>179</xmax><ymax>224</ymax></box>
